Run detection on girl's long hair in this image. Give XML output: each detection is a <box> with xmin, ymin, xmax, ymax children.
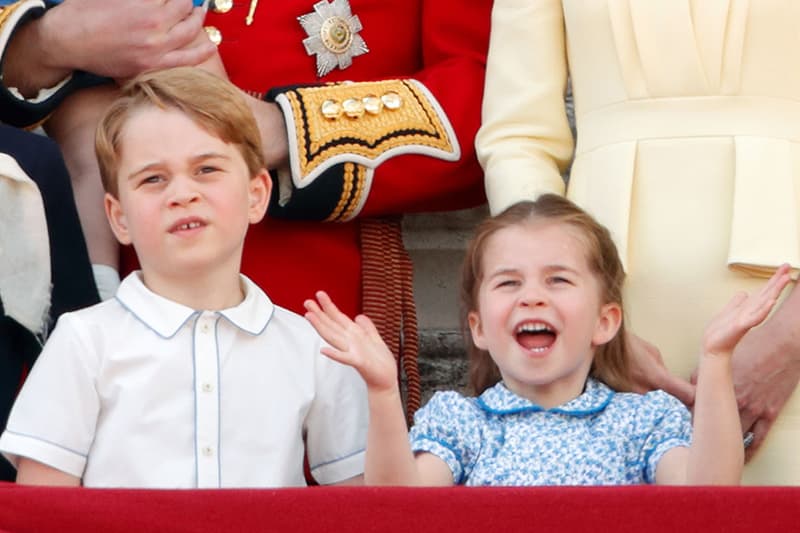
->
<box><xmin>461</xmin><ymin>195</ymin><xmax>632</xmax><ymax>395</ymax></box>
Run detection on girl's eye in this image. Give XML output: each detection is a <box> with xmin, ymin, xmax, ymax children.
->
<box><xmin>496</xmin><ymin>279</ymin><xmax>519</xmax><ymax>288</ymax></box>
<box><xmin>548</xmin><ymin>276</ymin><xmax>571</xmax><ymax>285</ymax></box>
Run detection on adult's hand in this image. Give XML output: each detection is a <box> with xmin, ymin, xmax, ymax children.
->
<box><xmin>728</xmin><ymin>281</ymin><xmax>800</xmax><ymax>461</ymax></box>
<box><xmin>4</xmin><ymin>0</ymin><xmax>215</xmax><ymax>97</ymax></box>
<box><xmin>626</xmin><ymin>331</ymin><xmax>695</xmax><ymax>407</ymax></box>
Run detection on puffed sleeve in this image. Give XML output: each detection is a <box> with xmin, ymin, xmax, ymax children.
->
<box><xmin>265</xmin><ymin>0</ymin><xmax>493</xmax><ymax>222</ymax></box>
<box><xmin>475</xmin><ymin>0</ymin><xmax>574</xmax><ymax>215</ymax></box>
<box><xmin>0</xmin><ymin>0</ymin><xmax>105</xmax><ymax>127</ymax></box>
<box><xmin>636</xmin><ymin>391</ymin><xmax>692</xmax><ymax>484</ymax></box>
<box><xmin>409</xmin><ymin>391</ymin><xmax>484</xmax><ymax>484</ymax></box>
<box><xmin>0</xmin><ymin>312</ymin><xmax>101</xmax><ymax>477</ymax></box>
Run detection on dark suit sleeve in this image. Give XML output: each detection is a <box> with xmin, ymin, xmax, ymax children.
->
<box><xmin>0</xmin><ymin>0</ymin><xmax>106</xmax><ymax>127</ymax></box>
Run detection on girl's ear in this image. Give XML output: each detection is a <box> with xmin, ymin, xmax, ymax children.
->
<box><xmin>592</xmin><ymin>302</ymin><xmax>622</xmax><ymax>346</ymax></box>
<box><xmin>104</xmin><ymin>193</ymin><xmax>132</xmax><ymax>245</ymax></box>
<box><xmin>248</xmin><ymin>169</ymin><xmax>272</xmax><ymax>224</ymax></box>
<box><xmin>468</xmin><ymin>310</ymin><xmax>488</xmax><ymax>350</ymax></box>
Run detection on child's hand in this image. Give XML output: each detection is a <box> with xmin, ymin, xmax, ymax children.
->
<box><xmin>305</xmin><ymin>291</ymin><xmax>398</xmax><ymax>394</ymax></box>
<box><xmin>703</xmin><ymin>264</ymin><xmax>793</xmax><ymax>357</ymax></box>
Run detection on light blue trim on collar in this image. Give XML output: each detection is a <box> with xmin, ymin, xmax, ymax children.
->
<box><xmin>115</xmin><ymin>272</ymin><xmax>273</xmax><ymax>338</ymax></box>
<box><xmin>216</xmin><ymin>275</ymin><xmax>273</xmax><ymax>336</ymax></box>
<box><xmin>476</xmin><ymin>378</ymin><xmax>614</xmax><ymax>416</ymax></box>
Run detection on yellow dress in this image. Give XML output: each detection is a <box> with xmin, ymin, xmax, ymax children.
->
<box><xmin>477</xmin><ymin>0</ymin><xmax>800</xmax><ymax>485</ymax></box>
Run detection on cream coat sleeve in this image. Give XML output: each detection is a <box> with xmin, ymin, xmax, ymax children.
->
<box><xmin>476</xmin><ymin>0</ymin><xmax>573</xmax><ymax>215</ymax></box>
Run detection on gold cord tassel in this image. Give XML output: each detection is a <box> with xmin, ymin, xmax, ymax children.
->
<box><xmin>246</xmin><ymin>0</ymin><xmax>259</xmax><ymax>25</ymax></box>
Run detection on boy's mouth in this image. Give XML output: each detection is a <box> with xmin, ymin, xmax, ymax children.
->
<box><xmin>515</xmin><ymin>321</ymin><xmax>557</xmax><ymax>352</ymax></box>
<box><xmin>169</xmin><ymin>217</ymin><xmax>207</xmax><ymax>233</ymax></box>
<box><xmin>175</xmin><ymin>221</ymin><xmax>202</xmax><ymax>231</ymax></box>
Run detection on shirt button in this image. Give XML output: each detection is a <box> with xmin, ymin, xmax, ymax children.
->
<box><xmin>202</xmin><ymin>446</ymin><xmax>214</xmax><ymax>457</ymax></box>
<box><xmin>201</xmin><ymin>382</ymin><xmax>214</xmax><ymax>393</ymax></box>
<box><xmin>200</xmin><ymin>323</ymin><xmax>210</xmax><ymax>334</ymax></box>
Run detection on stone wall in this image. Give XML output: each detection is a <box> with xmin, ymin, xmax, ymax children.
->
<box><xmin>403</xmin><ymin>206</ymin><xmax>487</xmax><ymax>403</ymax></box>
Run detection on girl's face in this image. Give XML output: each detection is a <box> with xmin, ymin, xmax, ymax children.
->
<box><xmin>468</xmin><ymin>221</ymin><xmax>621</xmax><ymax>408</ymax></box>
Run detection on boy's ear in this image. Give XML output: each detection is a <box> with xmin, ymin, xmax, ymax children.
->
<box><xmin>248</xmin><ymin>169</ymin><xmax>271</xmax><ymax>224</ymax></box>
<box><xmin>468</xmin><ymin>310</ymin><xmax>488</xmax><ymax>350</ymax></box>
<box><xmin>104</xmin><ymin>193</ymin><xmax>132</xmax><ymax>245</ymax></box>
<box><xmin>592</xmin><ymin>302</ymin><xmax>622</xmax><ymax>346</ymax></box>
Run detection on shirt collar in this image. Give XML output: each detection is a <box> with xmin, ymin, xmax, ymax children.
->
<box><xmin>114</xmin><ymin>272</ymin><xmax>274</xmax><ymax>338</ymax></box>
<box><xmin>476</xmin><ymin>377</ymin><xmax>614</xmax><ymax>416</ymax></box>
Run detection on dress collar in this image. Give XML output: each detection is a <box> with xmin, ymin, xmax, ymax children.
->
<box><xmin>114</xmin><ymin>271</ymin><xmax>274</xmax><ymax>338</ymax></box>
<box><xmin>476</xmin><ymin>377</ymin><xmax>614</xmax><ymax>416</ymax></box>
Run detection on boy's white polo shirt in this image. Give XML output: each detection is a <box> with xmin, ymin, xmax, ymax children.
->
<box><xmin>0</xmin><ymin>272</ymin><xmax>367</xmax><ymax>488</ymax></box>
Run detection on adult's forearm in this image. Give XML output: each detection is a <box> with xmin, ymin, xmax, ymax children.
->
<box><xmin>245</xmin><ymin>94</ymin><xmax>289</xmax><ymax>171</ymax></box>
<box><xmin>770</xmin><ymin>278</ymin><xmax>800</xmax><ymax>357</ymax></box>
<box><xmin>3</xmin><ymin>7</ymin><xmax>72</xmax><ymax>98</ymax></box>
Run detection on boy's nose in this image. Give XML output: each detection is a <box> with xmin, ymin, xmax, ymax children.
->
<box><xmin>168</xmin><ymin>178</ymin><xmax>201</xmax><ymax>206</ymax></box>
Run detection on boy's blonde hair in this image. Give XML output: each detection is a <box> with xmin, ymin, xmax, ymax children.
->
<box><xmin>95</xmin><ymin>66</ymin><xmax>266</xmax><ymax>197</ymax></box>
<box><xmin>461</xmin><ymin>194</ymin><xmax>632</xmax><ymax>395</ymax></box>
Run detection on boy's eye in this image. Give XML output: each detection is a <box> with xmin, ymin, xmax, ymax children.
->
<box><xmin>141</xmin><ymin>175</ymin><xmax>163</xmax><ymax>185</ymax></box>
<box><xmin>198</xmin><ymin>165</ymin><xmax>220</xmax><ymax>175</ymax></box>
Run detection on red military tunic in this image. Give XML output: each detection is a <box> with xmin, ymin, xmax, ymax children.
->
<box><xmin>205</xmin><ymin>0</ymin><xmax>491</xmax><ymax>318</ymax></box>
<box><xmin>0</xmin><ymin>0</ymin><xmax>491</xmax><ymax>415</ymax></box>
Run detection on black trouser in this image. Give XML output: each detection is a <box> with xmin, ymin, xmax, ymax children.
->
<box><xmin>0</xmin><ymin>125</ymin><xmax>99</xmax><ymax>481</ymax></box>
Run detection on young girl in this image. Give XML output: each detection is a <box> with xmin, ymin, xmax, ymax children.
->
<box><xmin>305</xmin><ymin>194</ymin><xmax>792</xmax><ymax>486</ymax></box>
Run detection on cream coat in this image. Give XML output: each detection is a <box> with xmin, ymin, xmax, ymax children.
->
<box><xmin>477</xmin><ymin>0</ymin><xmax>800</xmax><ymax>485</ymax></box>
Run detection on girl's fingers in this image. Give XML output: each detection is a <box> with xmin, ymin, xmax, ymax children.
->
<box><xmin>758</xmin><ymin>267</ymin><xmax>787</xmax><ymax>299</ymax></box>
<box><xmin>724</xmin><ymin>291</ymin><xmax>748</xmax><ymax>313</ymax></box>
<box><xmin>742</xmin><ymin>269</ymin><xmax>791</xmax><ymax>324</ymax></box>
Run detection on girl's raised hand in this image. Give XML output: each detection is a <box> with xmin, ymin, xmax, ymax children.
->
<box><xmin>304</xmin><ymin>291</ymin><xmax>398</xmax><ymax>393</ymax></box>
<box><xmin>703</xmin><ymin>264</ymin><xmax>793</xmax><ymax>357</ymax></box>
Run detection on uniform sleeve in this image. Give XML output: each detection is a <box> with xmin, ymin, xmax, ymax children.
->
<box><xmin>637</xmin><ymin>391</ymin><xmax>692</xmax><ymax>484</ymax></box>
<box><xmin>408</xmin><ymin>391</ymin><xmax>483</xmax><ymax>485</ymax></box>
<box><xmin>475</xmin><ymin>0</ymin><xmax>574</xmax><ymax>215</ymax></box>
<box><xmin>266</xmin><ymin>0</ymin><xmax>493</xmax><ymax>222</ymax></box>
<box><xmin>304</xmin><ymin>337</ymin><xmax>368</xmax><ymax>484</ymax></box>
<box><xmin>0</xmin><ymin>312</ymin><xmax>100</xmax><ymax>477</ymax></box>
<box><xmin>0</xmin><ymin>0</ymin><xmax>105</xmax><ymax>127</ymax></box>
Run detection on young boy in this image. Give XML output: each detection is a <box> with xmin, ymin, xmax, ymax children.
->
<box><xmin>0</xmin><ymin>67</ymin><xmax>368</xmax><ymax>488</ymax></box>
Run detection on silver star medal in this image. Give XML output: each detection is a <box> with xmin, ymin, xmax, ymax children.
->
<box><xmin>299</xmin><ymin>0</ymin><xmax>369</xmax><ymax>77</ymax></box>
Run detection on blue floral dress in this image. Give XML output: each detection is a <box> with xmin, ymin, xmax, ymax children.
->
<box><xmin>409</xmin><ymin>378</ymin><xmax>691</xmax><ymax>485</ymax></box>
